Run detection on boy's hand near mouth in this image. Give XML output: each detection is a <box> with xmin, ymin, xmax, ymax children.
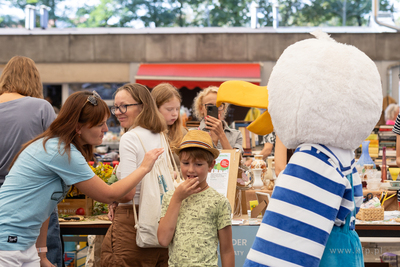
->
<box><xmin>173</xmin><ymin>177</ymin><xmax>201</xmax><ymax>202</ymax></box>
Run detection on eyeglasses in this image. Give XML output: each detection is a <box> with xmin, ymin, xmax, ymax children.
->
<box><xmin>111</xmin><ymin>103</ymin><xmax>142</xmax><ymax>115</ymax></box>
<box><xmin>204</xmin><ymin>103</ymin><xmax>225</xmax><ymax>111</ymax></box>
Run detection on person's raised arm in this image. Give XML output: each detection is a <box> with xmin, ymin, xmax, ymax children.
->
<box><xmin>74</xmin><ymin>148</ymin><xmax>163</xmax><ymax>204</ymax></box>
<box><xmin>274</xmin><ymin>135</ymin><xmax>287</xmax><ymax>176</ymax></box>
<box><xmin>158</xmin><ymin>178</ymin><xmax>200</xmax><ymax>247</ymax></box>
<box><xmin>218</xmin><ymin>132</ymin><xmax>233</xmax><ymax>150</ymax></box>
<box><xmin>205</xmin><ymin>115</ymin><xmax>233</xmax><ymax>149</ymax></box>
<box><xmin>218</xmin><ymin>226</ymin><xmax>235</xmax><ymax>267</ymax></box>
<box><xmin>259</xmin><ymin>142</ymin><xmax>273</xmax><ymax>160</ymax></box>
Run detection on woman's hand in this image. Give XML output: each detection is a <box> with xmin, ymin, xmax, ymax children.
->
<box><xmin>108</xmin><ymin>202</ymin><xmax>118</xmax><ymax>221</ymax></box>
<box><xmin>140</xmin><ymin>148</ymin><xmax>164</xmax><ymax>173</ymax></box>
<box><xmin>174</xmin><ymin>178</ymin><xmax>201</xmax><ymax>202</ymax></box>
<box><xmin>39</xmin><ymin>254</ymin><xmax>55</xmax><ymax>267</ymax></box>
<box><xmin>205</xmin><ymin>115</ymin><xmax>225</xmax><ymax>144</ymax></box>
<box><xmin>244</xmin><ymin>158</ymin><xmax>253</xmax><ymax>167</ymax></box>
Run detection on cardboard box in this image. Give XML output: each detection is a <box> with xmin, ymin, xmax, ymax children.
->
<box><xmin>58</xmin><ymin>196</ymin><xmax>93</xmax><ymax>216</ymax></box>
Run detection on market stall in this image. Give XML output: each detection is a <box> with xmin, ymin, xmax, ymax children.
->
<box><xmin>59</xmin><ymin>213</ymin><xmax>400</xmax><ymax>266</ymax></box>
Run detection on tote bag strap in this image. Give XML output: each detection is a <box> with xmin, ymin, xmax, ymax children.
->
<box><xmin>131</xmin><ymin>131</ymin><xmax>169</xmax><ymax>225</ymax></box>
<box><xmin>130</xmin><ymin>131</ymin><xmax>177</xmax><ymax>224</ymax></box>
<box><xmin>132</xmin><ymin>130</ymin><xmax>147</xmax><ymax>153</ymax></box>
<box><xmin>161</xmin><ymin>133</ymin><xmax>182</xmax><ymax>183</ymax></box>
<box><xmin>130</xmin><ymin>130</ymin><xmax>146</xmax><ymax>226</ymax></box>
<box><xmin>133</xmin><ymin>197</ymin><xmax>139</xmax><ymax>227</ymax></box>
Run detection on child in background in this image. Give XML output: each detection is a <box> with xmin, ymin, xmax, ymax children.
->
<box><xmin>157</xmin><ymin>130</ymin><xmax>234</xmax><ymax>267</ymax></box>
<box><xmin>151</xmin><ymin>83</ymin><xmax>188</xmax><ymax>169</ymax></box>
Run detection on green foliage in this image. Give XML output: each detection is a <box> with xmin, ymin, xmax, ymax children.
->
<box><xmin>206</xmin><ymin>0</ymin><xmax>252</xmax><ymax>27</ymax></box>
<box><xmin>257</xmin><ymin>0</ymin><xmax>274</xmax><ymax>27</ymax></box>
<box><xmin>74</xmin><ymin>0</ymin><xmax>121</xmax><ymax>27</ymax></box>
<box><xmin>0</xmin><ymin>14</ymin><xmax>23</xmax><ymax>27</ymax></box>
<box><xmin>8</xmin><ymin>0</ymin><xmax>64</xmax><ymax>21</ymax></box>
<box><xmin>0</xmin><ymin>0</ymin><xmax>398</xmax><ymax>28</ymax></box>
<box><xmin>129</xmin><ymin>0</ymin><xmax>180</xmax><ymax>27</ymax></box>
<box><xmin>93</xmin><ymin>201</ymin><xmax>109</xmax><ymax>215</ymax></box>
<box><xmin>278</xmin><ymin>0</ymin><xmax>305</xmax><ymax>26</ymax></box>
<box><xmin>296</xmin><ymin>0</ymin><xmax>395</xmax><ymax>26</ymax></box>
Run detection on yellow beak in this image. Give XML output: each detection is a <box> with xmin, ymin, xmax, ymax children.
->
<box><xmin>216</xmin><ymin>80</ymin><xmax>273</xmax><ymax>135</ymax></box>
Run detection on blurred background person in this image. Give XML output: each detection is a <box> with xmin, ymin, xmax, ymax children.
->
<box><xmin>192</xmin><ymin>86</ymin><xmax>243</xmax><ymax>152</ymax></box>
<box><xmin>385</xmin><ymin>103</ymin><xmax>399</xmax><ymax>125</ymax></box>
<box><xmin>259</xmin><ymin>131</ymin><xmax>276</xmax><ymax>160</ymax></box>
<box><xmin>378</xmin><ymin>95</ymin><xmax>397</xmax><ymax>125</ymax></box>
<box><xmin>45</xmin><ymin>96</ymin><xmax>60</xmax><ymax>115</ymax></box>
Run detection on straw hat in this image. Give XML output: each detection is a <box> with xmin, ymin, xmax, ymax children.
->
<box><xmin>174</xmin><ymin>130</ymin><xmax>220</xmax><ymax>159</ymax></box>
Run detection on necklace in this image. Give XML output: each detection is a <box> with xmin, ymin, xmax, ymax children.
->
<box><xmin>199</xmin><ymin>184</ymin><xmax>209</xmax><ymax>192</ymax></box>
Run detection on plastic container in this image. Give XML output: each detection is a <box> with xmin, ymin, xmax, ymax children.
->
<box><xmin>366</xmin><ymin>178</ymin><xmax>381</xmax><ymax>190</ymax></box>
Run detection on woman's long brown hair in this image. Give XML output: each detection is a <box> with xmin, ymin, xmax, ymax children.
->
<box><xmin>10</xmin><ymin>91</ymin><xmax>111</xmax><ymax>168</ymax></box>
<box><xmin>151</xmin><ymin>83</ymin><xmax>184</xmax><ymax>149</ymax></box>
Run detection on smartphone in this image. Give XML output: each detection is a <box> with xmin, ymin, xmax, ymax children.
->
<box><xmin>206</xmin><ymin>105</ymin><xmax>219</xmax><ymax>119</ymax></box>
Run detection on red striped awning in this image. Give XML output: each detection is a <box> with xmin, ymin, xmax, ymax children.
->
<box><xmin>135</xmin><ymin>63</ymin><xmax>261</xmax><ymax>89</ymax></box>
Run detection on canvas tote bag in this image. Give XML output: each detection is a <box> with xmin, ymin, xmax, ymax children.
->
<box><xmin>131</xmin><ymin>131</ymin><xmax>175</xmax><ymax>248</ymax></box>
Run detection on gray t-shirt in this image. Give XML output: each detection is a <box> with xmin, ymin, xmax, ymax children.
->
<box><xmin>0</xmin><ymin>97</ymin><xmax>56</xmax><ymax>185</ymax></box>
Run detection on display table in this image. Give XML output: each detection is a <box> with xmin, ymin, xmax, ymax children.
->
<box><xmin>60</xmin><ymin>215</ymin><xmax>400</xmax><ymax>266</ymax></box>
<box><xmin>60</xmin><ymin>186</ymin><xmax>400</xmax><ymax>266</ymax></box>
<box><xmin>60</xmin><ymin>217</ymin><xmax>111</xmax><ymax>235</ymax></box>
<box><xmin>239</xmin><ymin>189</ymin><xmax>399</xmax><ymax>211</ymax></box>
<box><xmin>59</xmin><ymin>221</ymin><xmax>400</xmax><ymax>238</ymax></box>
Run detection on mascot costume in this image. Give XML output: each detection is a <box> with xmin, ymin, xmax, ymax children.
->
<box><xmin>217</xmin><ymin>30</ymin><xmax>382</xmax><ymax>267</ymax></box>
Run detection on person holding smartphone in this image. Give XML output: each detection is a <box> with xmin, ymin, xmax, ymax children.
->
<box><xmin>192</xmin><ymin>86</ymin><xmax>243</xmax><ymax>152</ymax></box>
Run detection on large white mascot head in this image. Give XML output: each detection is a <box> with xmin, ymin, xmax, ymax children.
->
<box><xmin>218</xmin><ymin>30</ymin><xmax>382</xmax><ymax>149</ymax></box>
<box><xmin>268</xmin><ymin>30</ymin><xmax>382</xmax><ymax>149</ymax></box>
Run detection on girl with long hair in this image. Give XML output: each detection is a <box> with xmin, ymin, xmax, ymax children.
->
<box><xmin>151</xmin><ymin>83</ymin><xmax>187</xmax><ymax>165</ymax></box>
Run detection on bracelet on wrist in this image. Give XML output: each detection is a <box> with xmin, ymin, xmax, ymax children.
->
<box><xmin>37</xmin><ymin>247</ymin><xmax>47</xmax><ymax>253</ymax></box>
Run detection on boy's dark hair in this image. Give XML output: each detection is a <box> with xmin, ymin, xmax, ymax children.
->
<box><xmin>178</xmin><ymin>147</ymin><xmax>215</xmax><ymax>166</ymax></box>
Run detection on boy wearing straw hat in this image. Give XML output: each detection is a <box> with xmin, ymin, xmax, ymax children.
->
<box><xmin>158</xmin><ymin>130</ymin><xmax>234</xmax><ymax>267</ymax></box>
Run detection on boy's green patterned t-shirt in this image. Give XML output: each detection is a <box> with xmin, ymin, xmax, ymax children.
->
<box><xmin>160</xmin><ymin>187</ymin><xmax>232</xmax><ymax>267</ymax></box>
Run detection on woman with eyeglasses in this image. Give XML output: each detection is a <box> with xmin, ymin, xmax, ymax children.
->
<box><xmin>101</xmin><ymin>83</ymin><xmax>169</xmax><ymax>267</ymax></box>
<box><xmin>193</xmin><ymin>86</ymin><xmax>243</xmax><ymax>152</ymax></box>
<box><xmin>0</xmin><ymin>91</ymin><xmax>163</xmax><ymax>267</ymax></box>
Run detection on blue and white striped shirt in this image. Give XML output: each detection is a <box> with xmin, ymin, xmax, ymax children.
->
<box><xmin>245</xmin><ymin>144</ymin><xmax>362</xmax><ymax>267</ymax></box>
<box><xmin>393</xmin><ymin>113</ymin><xmax>400</xmax><ymax>135</ymax></box>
